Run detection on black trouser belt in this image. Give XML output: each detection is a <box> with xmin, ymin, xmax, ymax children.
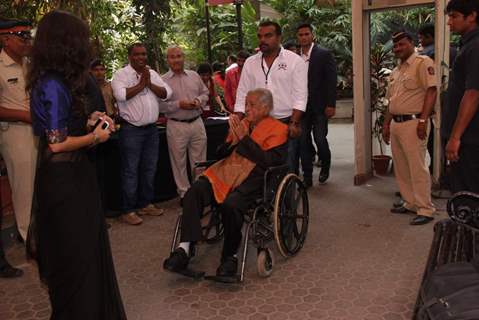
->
<box><xmin>119</xmin><ymin>118</ymin><xmax>155</xmax><ymax>128</ymax></box>
<box><xmin>169</xmin><ymin>116</ymin><xmax>200</xmax><ymax>123</ymax></box>
<box><xmin>392</xmin><ymin>114</ymin><xmax>421</xmax><ymax>123</ymax></box>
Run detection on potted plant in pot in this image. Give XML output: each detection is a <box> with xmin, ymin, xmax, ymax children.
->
<box><xmin>370</xmin><ymin>42</ymin><xmax>394</xmax><ymax>175</ymax></box>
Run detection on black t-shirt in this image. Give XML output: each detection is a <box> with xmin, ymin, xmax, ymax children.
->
<box><xmin>442</xmin><ymin>28</ymin><xmax>479</xmax><ymax>145</ymax></box>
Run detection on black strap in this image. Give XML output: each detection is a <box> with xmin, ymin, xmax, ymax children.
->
<box><xmin>261</xmin><ymin>51</ymin><xmax>280</xmax><ymax>86</ymax></box>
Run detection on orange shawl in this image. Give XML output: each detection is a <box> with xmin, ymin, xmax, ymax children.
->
<box><xmin>203</xmin><ymin>116</ymin><xmax>288</xmax><ymax>203</ymax></box>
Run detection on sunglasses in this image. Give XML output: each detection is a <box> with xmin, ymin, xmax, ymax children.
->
<box><xmin>0</xmin><ymin>31</ymin><xmax>32</xmax><ymax>41</ymax></box>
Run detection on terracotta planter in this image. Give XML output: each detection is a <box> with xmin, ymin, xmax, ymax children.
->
<box><xmin>372</xmin><ymin>155</ymin><xmax>392</xmax><ymax>175</ymax></box>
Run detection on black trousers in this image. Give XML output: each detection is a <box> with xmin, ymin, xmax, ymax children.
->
<box><xmin>180</xmin><ymin>177</ymin><xmax>259</xmax><ymax>259</ymax></box>
<box><xmin>299</xmin><ymin>113</ymin><xmax>331</xmax><ymax>178</ymax></box>
<box><xmin>450</xmin><ymin>144</ymin><xmax>479</xmax><ymax>194</ymax></box>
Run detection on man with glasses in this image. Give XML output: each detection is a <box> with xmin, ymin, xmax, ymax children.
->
<box><xmin>0</xmin><ymin>19</ymin><xmax>37</xmax><ymax>277</ymax></box>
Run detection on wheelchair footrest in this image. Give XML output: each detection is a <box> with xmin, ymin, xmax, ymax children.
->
<box><xmin>204</xmin><ymin>274</ymin><xmax>240</xmax><ymax>283</ymax></box>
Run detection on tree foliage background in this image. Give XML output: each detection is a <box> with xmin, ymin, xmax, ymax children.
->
<box><xmin>2</xmin><ymin>0</ymin><xmax>434</xmax><ymax>87</ymax></box>
<box><xmin>265</xmin><ymin>0</ymin><xmax>434</xmax><ymax>96</ymax></box>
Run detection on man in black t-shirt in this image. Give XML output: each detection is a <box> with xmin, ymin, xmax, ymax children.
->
<box><xmin>443</xmin><ymin>0</ymin><xmax>479</xmax><ymax>193</ymax></box>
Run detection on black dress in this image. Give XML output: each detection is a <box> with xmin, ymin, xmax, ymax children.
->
<box><xmin>29</xmin><ymin>74</ymin><xmax>127</xmax><ymax>319</ymax></box>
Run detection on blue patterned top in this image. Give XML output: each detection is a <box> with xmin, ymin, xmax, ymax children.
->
<box><xmin>30</xmin><ymin>74</ymin><xmax>71</xmax><ymax>144</ymax></box>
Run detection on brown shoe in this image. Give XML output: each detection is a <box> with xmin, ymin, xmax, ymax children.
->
<box><xmin>120</xmin><ymin>212</ymin><xmax>143</xmax><ymax>225</ymax></box>
<box><xmin>138</xmin><ymin>204</ymin><xmax>164</xmax><ymax>216</ymax></box>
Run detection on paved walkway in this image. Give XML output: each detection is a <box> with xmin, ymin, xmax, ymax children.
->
<box><xmin>0</xmin><ymin>123</ymin><xmax>447</xmax><ymax>320</ymax></box>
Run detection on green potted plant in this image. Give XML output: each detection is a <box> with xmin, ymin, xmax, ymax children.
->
<box><xmin>370</xmin><ymin>42</ymin><xmax>394</xmax><ymax>175</ymax></box>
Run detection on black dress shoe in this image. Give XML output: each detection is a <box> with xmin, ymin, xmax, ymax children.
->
<box><xmin>0</xmin><ymin>263</ymin><xmax>23</xmax><ymax>278</ymax></box>
<box><xmin>303</xmin><ymin>177</ymin><xmax>312</xmax><ymax>189</ymax></box>
<box><xmin>318</xmin><ymin>167</ymin><xmax>330</xmax><ymax>184</ymax></box>
<box><xmin>216</xmin><ymin>256</ymin><xmax>238</xmax><ymax>277</ymax></box>
<box><xmin>163</xmin><ymin>248</ymin><xmax>189</xmax><ymax>272</ymax></box>
<box><xmin>410</xmin><ymin>215</ymin><xmax>434</xmax><ymax>225</ymax></box>
<box><xmin>392</xmin><ymin>198</ymin><xmax>405</xmax><ymax>208</ymax></box>
<box><xmin>390</xmin><ymin>206</ymin><xmax>415</xmax><ymax>214</ymax></box>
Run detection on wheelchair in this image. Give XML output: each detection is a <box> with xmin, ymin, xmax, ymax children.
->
<box><xmin>169</xmin><ymin>162</ymin><xmax>309</xmax><ymax>283</ymax></box>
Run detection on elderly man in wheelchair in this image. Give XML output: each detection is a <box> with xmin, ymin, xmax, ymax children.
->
<box><xmin>164</xmin><ymin>88</ymin><xmax>289</xmax><ymax>280</ymax></box>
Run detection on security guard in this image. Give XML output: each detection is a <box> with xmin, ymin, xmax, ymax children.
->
<box><xmin>0</xmin><ymin>18</ymin><xmax>37</xmax><ymax>277</ymax></box>
<box><xmin>443</xmin><ymin>0</ymin><xmax>479</xmax><ymax>194</ymax></box>
<box><xmin>382</xmin><ymin>31</ymin><xmax>437</xmax><ymax>226</ymax></box>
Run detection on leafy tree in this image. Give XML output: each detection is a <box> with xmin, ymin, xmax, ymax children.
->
<box><xmin>132</xmin><ymin>0</ymin><xmax>173</xmax><ymax>72</ymax></box>
<box><xmin>2</xmin><ymin>0</ymin><xmax>176</xmax><ymax>74</ymax></box>
<box><xmin>266</xmin><ymin>0</ymin><xmax>434</xmax><ymax>96</ymax></box>
<box><xmin>169</xmin><ymin>0</ymin><xmax>258</xmax><ymax>67</ymax></box>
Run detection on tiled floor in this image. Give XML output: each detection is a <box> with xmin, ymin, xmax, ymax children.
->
<box><xmin>0</xmin><ymin>123</ymin><xmax>447</xmax><ymax>320</ymax></box>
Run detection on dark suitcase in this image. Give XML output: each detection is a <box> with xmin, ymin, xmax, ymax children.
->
<box><xmin>413</xmin><ymin>192</ymin><xmax>479</xmax><ymax>319</ymax></box>
<box><xmin>417</xmin><ymin>262</ymin><xmax>479</xmax><ymax>319</ymax></box>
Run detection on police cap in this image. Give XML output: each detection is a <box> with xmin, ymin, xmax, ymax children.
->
<box><xmin>0</xmin><ymin>19</ymin><xmax>32</xmax><ymax>31</ymax></box>
<box><xmin>392</xmin><ymin>30</ymin><xmax>413</xmax><ymax>43</ymax></box>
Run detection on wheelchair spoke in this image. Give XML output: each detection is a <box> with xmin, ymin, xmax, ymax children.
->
<box><xmin>290</xmin><ymin>189</ymin><xmax>302</xmax><ymax>213</ymax></box>
<box><xmin>281</xmin><ymin>213</ymin><xmax>305</xmax><ymax>220</ymax></box>
<box><xmin>293</xmin><ymin>221</ymin><xmax>300</xmax><ymax>238</ymax></box>
<box><xmin>274</xmin><ymin>173</ymin><xmax>310</xmax><ymax>257</ymax></box>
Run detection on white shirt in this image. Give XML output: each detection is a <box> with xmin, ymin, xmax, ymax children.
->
<box><xmin>111</xmin><ymin>64</ymin><xmax>172</xmax><ymax>126</ymax></box>
<box><xmin>300</xmin><ymin>43</ymin><xmax>313</xmax><ymax>63</ymax></box>
<box><xmin>300</xmin><ymin>43</ymin><xmax>313</xmax><ymax>74</ymax></box>
<box><xmin>234</xmin><ymin>47</ymin><xmax>308</xmax><ymax>119</ymax></box>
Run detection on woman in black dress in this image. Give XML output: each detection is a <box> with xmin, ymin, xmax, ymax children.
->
<box><xmin>27</xmin><ymin>10</ymin><xmax>126</xmax><ymax>320</ymax></box>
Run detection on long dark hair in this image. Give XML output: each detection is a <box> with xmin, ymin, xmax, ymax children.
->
<box><xmin>27</xmin><ymin>10</ymin><xmax>91</xmax><ymax>115</ymax></box>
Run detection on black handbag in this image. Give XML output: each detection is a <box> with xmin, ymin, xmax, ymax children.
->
<box><xmin>417</xmin><ymin>261</ymin><xmax>479</xmax><ymax>319</ymax></box>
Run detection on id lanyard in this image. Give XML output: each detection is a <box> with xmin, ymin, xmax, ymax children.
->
<box><xmin>261</xmin><ymin>51</ymin><xmax>280</xmax><ymax>86</ymax></box>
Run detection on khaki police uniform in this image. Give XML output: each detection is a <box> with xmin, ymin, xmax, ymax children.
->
<box><xmin>0</xmin><ymin>49</ymin><xmax>38</xmax><ymax>240</ymax></box>
<box><xmin>387</xmin><ymin>53</ymin><xmax>436</xmax><ymax>217</ymax></box>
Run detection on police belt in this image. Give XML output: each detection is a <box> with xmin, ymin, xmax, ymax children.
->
<box><xmin>392</xmin><ymin>114</ymin><xmax>421</xmax><ymax>123</ymax></box>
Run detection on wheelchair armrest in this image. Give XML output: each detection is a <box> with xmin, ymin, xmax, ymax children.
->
<box><xmin>263</xmin><ymin>164</ymin><xmax>289</xmax><ymax>203</ymax></box>
<box><xmin>194</xmin><ymin>160</ymin><xmax>217</xmax><ymax>169</ymax></box>
<box><xmin>264</xmin><ymin>164</ymin><xmax>289</xmax><ymax>176</ymax></box>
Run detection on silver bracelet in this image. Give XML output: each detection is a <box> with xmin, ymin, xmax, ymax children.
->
<box><xmin>91</xmin><ymin>132</ymin><xmax>99</xmax><ymax>145</ymax></box>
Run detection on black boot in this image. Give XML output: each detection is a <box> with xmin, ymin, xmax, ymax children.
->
<box><xmin>216</xmin><ymin>256</ymin><xmax>238</xmax><ymax>277</ymax></box>
<box><xmin>163</xmin><ymin>248</ymin><xmax>189</xmax><ymax>272</ymax></box>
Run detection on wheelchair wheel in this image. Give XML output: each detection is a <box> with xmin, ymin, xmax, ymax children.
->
<box><xmin>201</xmin><ymin>207</ymin><xmax>224</xmax><ymax>244</ymax></box>
<box><xmin>257</xmin><ymin>248</ymin><xmax>274</xmax><ymax>278</ymax></box>
<box><xmin>273</xmin><ymin>173</ymin><xmax>309</xmax><ymax>258</ymax></box>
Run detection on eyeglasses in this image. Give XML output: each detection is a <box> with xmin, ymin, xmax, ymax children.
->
<box><xmin>0</xmin><ymin>31</ymin><xmax>32</xmax><ymax>41</ymax></box>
